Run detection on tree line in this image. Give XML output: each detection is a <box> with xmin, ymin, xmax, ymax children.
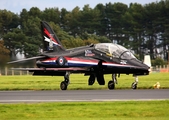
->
<box><xmin>0</xmin><ymin>0</ymin><xmax>169</xmax><ymax>66</ymax></box>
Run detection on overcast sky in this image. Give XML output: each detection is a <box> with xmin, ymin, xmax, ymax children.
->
<box><xmin>0</xmin><ymin>0</ymin><xmax>158</xmax><ymax>14</ymax></box>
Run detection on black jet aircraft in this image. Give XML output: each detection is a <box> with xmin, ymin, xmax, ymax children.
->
<box><xmin>8</xmin><ymin>21</ymin><xmax>150</xmax><ymax>90</ymax></box>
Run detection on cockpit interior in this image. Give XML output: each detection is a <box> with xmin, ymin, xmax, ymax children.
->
<box><xmin>95</xmin><ymin>43</ymin><xmax>136</xmax><ymax>59</ymax></box>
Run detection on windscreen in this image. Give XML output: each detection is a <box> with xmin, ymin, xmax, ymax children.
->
<box><xmin>95</xmin><ymin>43</ymin><xmax>136</xmax><ymax>59</ymax></box>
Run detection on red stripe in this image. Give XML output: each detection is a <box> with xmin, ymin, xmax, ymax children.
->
<box><xmin>42</xmin><ymin>57</ymin><xmax>131</xmax><ymax>66</ymax></box>
<box><xmin>43</xmin><ymin>57</ymin><xmax>98</xmax><ymax>63</ymax></box>
<box><xmin>65</xmin><ymin>57</ymin><xmax>98</xmax><ymax>62</ymax></box>
<box><xmin>44</xmin><ymin>28</ymin><xmax>58</xmax><ymax>44</ymax></box>
<box><xmin>43</xmin><ymin>57</ymin><xmax>57</xmax><ymax>61</ymax></box>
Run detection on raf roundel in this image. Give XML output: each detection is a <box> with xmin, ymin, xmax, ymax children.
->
<box><xmin>57</xmin><ymin>57</ymin><xmax>65</xmax><ymax>66</ymax></box>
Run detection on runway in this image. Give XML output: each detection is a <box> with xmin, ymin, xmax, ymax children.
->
<box><xmin>0</xmin><ymin>89</ymin><xmax>169</xmax><ymax>103</ymax></box>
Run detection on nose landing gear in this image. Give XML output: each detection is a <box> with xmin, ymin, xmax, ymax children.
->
<box><xmin>131</xmin><ymin>76</ymin><xmax>138</xmax><ymax>89</ymax></box>
<box><xmin>108</xmin><ymin>74</ymin><xmax>118</xmax><ymax>90</ymax></box>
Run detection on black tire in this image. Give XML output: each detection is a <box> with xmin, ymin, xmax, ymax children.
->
<box><xmin>96</xmin><ymin>73</ymin><xmax>105</xmax><ymax>85</ymax></box>
<box><xmin>108</xmin><ymin>80</ymin><xmax>115</xmax><ymax>90</ymax></box>
<box><xmin>88</xmin><ymin>74</ymin><xmax>95</xmax><ymax>85</ymax></box>
<box><xmin>60</xmin><ymin>81</ymin><xmax>67</xmax><ymax>90</ymax></box>
<box><xmin>131</xmin><ymin>82</ymin><xmax>137</xmax><ymax>89</ymax></box>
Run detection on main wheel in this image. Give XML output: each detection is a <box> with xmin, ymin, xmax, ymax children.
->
<box><xmin>60</xmin><ymin>81</ymin><xmax>67</xmax><ymax>90</ymax></box>
<box><xmin>108</xmin><ymin>80</ymin><xmax>115</xmax><ymax>90</ymax></box>
<box><xmin>131</xmin><ymin>82</ymin><xmax>137</xmax><ymax>89</ymax></box>
<box><xmin>88</xmin><ymin>74</ymin><xmax>95</xmax><ymax>85</ymax></box>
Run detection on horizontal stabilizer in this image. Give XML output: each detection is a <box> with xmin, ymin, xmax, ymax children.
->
<box><xmin>7</xmin><ymin>56</ymin><xmax>45</xmax><ymax>64</ymax></box>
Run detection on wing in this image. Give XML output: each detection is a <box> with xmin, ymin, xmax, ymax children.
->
<box><xmin>7</xmin><ymin>56</ymin><xmax>45</xmax><ymax>64</ymax></box>
<box><xmin>11</xmin><ymin>67</ymin><xmax>89</xmax><ymax>72</ymax></box>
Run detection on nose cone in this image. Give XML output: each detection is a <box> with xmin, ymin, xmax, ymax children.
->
<box><xmin>128</xmin><ymin>58</ymin><xmax>150</xmax><ymax>75</ymax></box>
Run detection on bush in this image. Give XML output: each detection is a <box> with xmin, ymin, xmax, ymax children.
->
<box><xmin>151</xmin><ymin>57</ymin><xmax>167</xmax><ymax>67</ymax></box>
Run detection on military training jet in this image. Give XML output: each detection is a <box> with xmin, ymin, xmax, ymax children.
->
<box><xmin>8</xmin><ymin>21</ymin><xmax>150</xmax><ymax>90</ymax></box>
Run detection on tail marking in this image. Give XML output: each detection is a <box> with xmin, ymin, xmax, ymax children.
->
<box><xmin>43</xmin><ymin>28</ymin><xmax>61</xmax><ymax>46</ymax></box>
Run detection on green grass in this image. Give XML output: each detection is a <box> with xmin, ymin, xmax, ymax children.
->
<box><xmin>0</xmin><ymin>72</ymin><xmax>169</xmax><ymax>90</ymax></box>
<box><xmin>0</xmin><ymin>73</ymin><xmax>169</xmax><ymax>120</ymax></box>
<box><xmin>0</xmin><ymin>101</ymin><xmax>169</xmax><ymax>120</ymax></box>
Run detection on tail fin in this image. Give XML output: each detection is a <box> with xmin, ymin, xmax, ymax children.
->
<box><xmin>41</xmin><ymin>21</ymin><xmax>65</xmax><ymax>52</ymax></box>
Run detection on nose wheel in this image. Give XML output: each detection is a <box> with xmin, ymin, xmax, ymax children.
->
<box><xmin>131</xmin><ymin>82</ymin><xmax>137</xmax><ymax>89</ymax></box>
<box><xmin>108</xmin><ymin>74</ymin><xmax>118</xmax><ymax>90</ymax></box>
<box><xmin>108</xmin><ymin>80</ymin><xmax>115</xmax><ymax>90</ymax></box>
<box><xmin>131</xmin><ymin>76</ymin><xmax>138</xmax><ymax>89</ymax></box>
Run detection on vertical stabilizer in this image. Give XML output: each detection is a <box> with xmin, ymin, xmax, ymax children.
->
<box><xmin>41</xmin><ymin>21</ymin><xmax>65</xmax><ymax>52</ymax></box>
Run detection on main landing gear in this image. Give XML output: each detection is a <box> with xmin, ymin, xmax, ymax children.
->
<box><xmin>60</xmin><ymin>72</ymin><xmax>70</xmax><ymax>90</ymax></box>
<box><xmin>131</xmin><ymin>76</ymin><xmax>138</xmax><ymax>89</ymax></box>
<box><xmin>108</xmin><ymin>74</ymin><xmax>118</xmax><ymax>90</ymax></box>
<box><xmin>59</xmin><ymin>72</ymin><xmax>139</xmax><ymax>90</ymax></box>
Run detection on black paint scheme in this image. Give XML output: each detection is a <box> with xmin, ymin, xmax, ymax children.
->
<box><xmin>9</xmin><ymin>21</ymin><xmax>150</xmax><ymax>90</ymax></box>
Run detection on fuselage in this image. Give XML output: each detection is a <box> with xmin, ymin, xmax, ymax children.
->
<box><xmin>36</xmin><ymin>43</ymin><xmax>150</xmax><ymax>76</ymax></box>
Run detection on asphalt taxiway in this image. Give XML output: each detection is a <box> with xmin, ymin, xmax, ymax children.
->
<box><xmin>0</xmin><ymin>89</ymin><xmax>169</xmax><ymax>103</ymax></box>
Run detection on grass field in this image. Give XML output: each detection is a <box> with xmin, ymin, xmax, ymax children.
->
<box><xmin>0</xmin><ymin>73</ymin><xmax>169</xmax><ymax>120</ymax></box>
<box><xmin>0</xmin><ymin>72</ymin><xmax>169</xmax><ymax>90</ymax></box>
<box><xmin>0</xmin><ymin>101</ymin><xmax>169</xmax><ymax>120</ymax></box>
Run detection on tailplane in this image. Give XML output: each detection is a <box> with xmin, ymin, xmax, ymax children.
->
<box><xmin>41</xmin><ymin>21</ymin><xmax>65</xmax><ymax>52</ymax></box>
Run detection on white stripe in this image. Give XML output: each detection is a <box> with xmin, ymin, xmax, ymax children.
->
<box><xmin>41</xmin><ymin>59</ymin><xmax>135</xmax><ymax>68</ymax></box>
<box><xmin>43</xmin><ymin>60</ymin><xmax>55</xmax><ymax>63</ymax></box>
<box><xmin>44</xmin><ymin>36</ymin><xmax>58</xmax><ymax>45</ymax></box>
<box><xmin>68</xmin><ymin>60</ymin><xmax>134</xmax><ymax>67</ymax></box>
<box><xmin>68</xmin><ymin>60</ymin><xmax>97</xmax><ymax>65</ymax></box>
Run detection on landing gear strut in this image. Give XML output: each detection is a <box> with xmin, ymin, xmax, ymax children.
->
<box><xmin>131</xmin><ymin>76</ymin><xmax>138</xmax><ymax>89</ymax></box>
<box><xmin>108</xmin><ymin>74</ymin><xmax>118</xmax><ymax>90</ymax></box>
<box><xmin>60</xmin><ymin>72</ymin><xmax>70</xmax><ymax>90</ymax></box>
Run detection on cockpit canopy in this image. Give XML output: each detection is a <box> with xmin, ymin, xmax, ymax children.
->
<box><xmin>95</xmin><ymin>43</ymin><xmax>136</xmax><ymax>59</ymax></box>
